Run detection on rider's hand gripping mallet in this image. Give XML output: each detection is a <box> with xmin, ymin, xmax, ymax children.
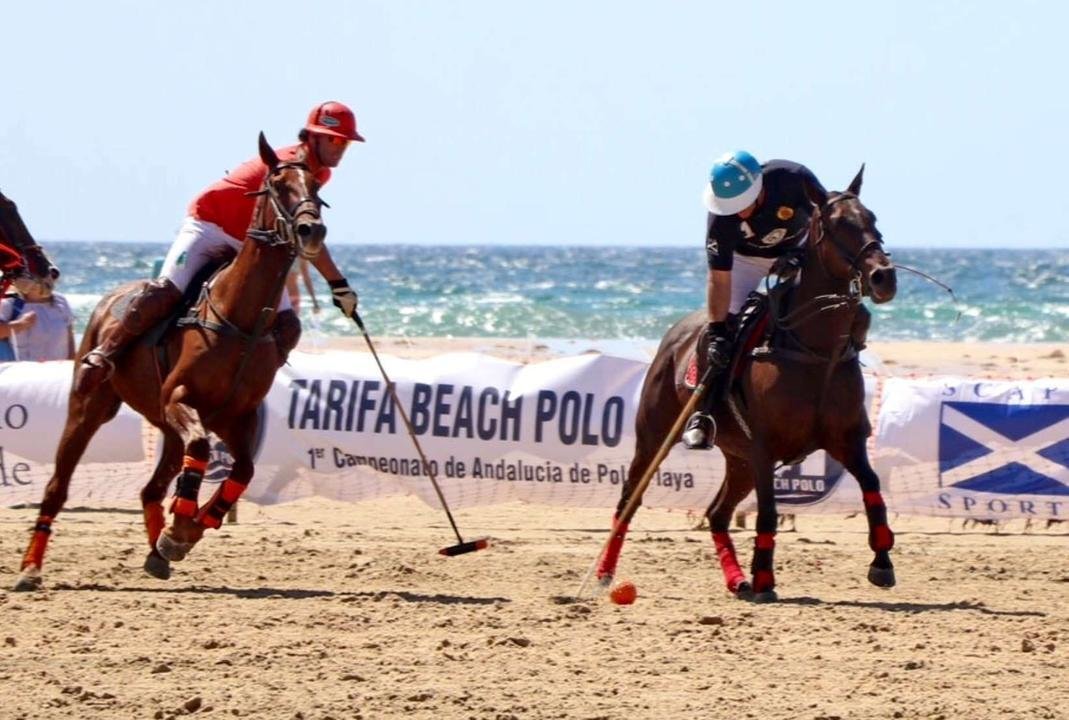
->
<box><xmin>575</xmin><ymin>364</ymin><xmax>716</xmax><ymax>598</ymax></box>
<box><xmin>351</xmin><ymin>312</ymin><xmax>489</xmax><ymax>556</ymax></box>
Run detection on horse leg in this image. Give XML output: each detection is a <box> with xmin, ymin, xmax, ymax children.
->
<box><xmin>705</xmin><ymin>453</ymin><xmax>756</xmax><ymax>598</ymax></box>
<box><xmin>156</xmin><ymin>387</ymin><xmax>211</xmax><ymax>562</ymax></box>
<box><xmin>749</xmin><ymin>442</ymin><xmax>779</xmax><ymax>602</ymax></box>
<box><xmin>140</xmin><ymin>429</ymin><xmax>183</xmax><ymax>580</ymax></box>
<box><xmin>195</xmin><ymin>411</ymin><xmax>258</xmax><ymax>531</ymax></box>
<box><xmin>15</xmin><ymin>383</ymin><xmax>122</xmax><ymax>591</ymax></box>
<box><xmin>828</xmin><ymin>434</ymin><xmax>896</xmax><ymax>587</ymax></box>
<box><xmin>596</xmin><ymin>357</ymin><xmax>679</xmax><ymax>585</ymax></box>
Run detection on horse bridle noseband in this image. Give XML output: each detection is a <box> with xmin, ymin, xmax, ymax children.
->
<box><xmin>812</xmin><ymin>192</ymin><xmax>887</xmax><ymax>278</ymax></box>
<box><xmin>246</xmin><ymin>162</ymin><xmax>325</xmax><ymax>259</ymax></box>
<box><xmin>762</xmin><ymin>193</ymin><xmax>888</xmax><ymax>363</ymax></box>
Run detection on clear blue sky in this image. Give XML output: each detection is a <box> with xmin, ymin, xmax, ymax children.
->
<box><xmin>2</xmin><ymin>1</ymin><xmax>1067</xmax><ymax>248</ymax></box>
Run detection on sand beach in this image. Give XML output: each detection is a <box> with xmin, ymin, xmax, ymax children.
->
<box><xmin>1</xmin><ymin>339</ymin><xmax>1067</xmax><ymax>719</ymax></box>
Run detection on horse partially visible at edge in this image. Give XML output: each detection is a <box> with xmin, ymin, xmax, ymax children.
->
<box><xmin>0</xmin><ymin>188</ymin><xmax>60</xmax><ymax>297</ymax></box>
<box><xmin>598</xmin><ymin>166</ymin><xmax>898</xmax><ymax>602</ymax></box>
<box><xmin>14</xmin><ymin>134</ymin><xmax>326</xmax><ymax>591</ymax></box>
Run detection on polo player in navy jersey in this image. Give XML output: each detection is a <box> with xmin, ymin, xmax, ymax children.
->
<box><xmin>682</xmin><ymin>150</ymin><xmax>829</xmax><ymax>449</ymax></box>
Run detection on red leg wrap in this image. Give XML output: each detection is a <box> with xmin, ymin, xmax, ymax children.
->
<box><xmin>751</xmin><ymin>532</ymin><xmax>777</xmax><ymax>592</ymax></box>
<box><xmin>870</xmin><ymin>524</ymin><xmax>895</xmax><ymax>552</ymax></box>
<box><xmin>195</xmin><ymin>478</ymin><xmax>248</xmax><ymax>530</ymax></box>
<box><xmin>596</xmin><ymin>517</ymin><xmax>629</xmax><ymax>579</ymax></box>
<box><xmin>712</xmin><ymin>532</ymin><xmax>747</xmax><ymax>592</ymax></box>
<box><xmin>863</xmin><ymin>491</ymin><xmax>894</xmax><ymax>551</ymax></box>
<box><xmin>21</xmin><ymin>516</ymin><xmax>53</xmax><ymax>570</ymax></box>
<box><xmin>862</xmin><ymin>491</ymin><xmax>885</xmax><ymax>509</ymax></box>
<box><xmin>753</xmin><ymin>569</ymin><xmax>776</xmax><ymax>593</ymax></box>
<box><xmin>143</xmin><ymin>503</ymin><xmax>166</xmax><ymax>547</ymax></box>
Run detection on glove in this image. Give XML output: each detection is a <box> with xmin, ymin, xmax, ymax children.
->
<box><xmin>705</xmin><ymin>321</ymin><xmax>732</xmax><ymax>371</ymax></box>
<box><xmin>329</xmin><ymin>278</ymin><xmax>359</xmax><ymax>318</ymax></box>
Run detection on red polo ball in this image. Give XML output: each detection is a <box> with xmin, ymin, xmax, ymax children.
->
<box><xmin>609</xmin><ymin>580</ymin><xmax>638</xmax><ymax>605</ymax></box>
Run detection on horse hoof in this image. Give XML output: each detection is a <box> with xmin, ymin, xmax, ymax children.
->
<box><xmin>596</xmin><ymin>573</ymin><xmax>614</xmax><ymax>589</ymax></box>
<box><xmin>753</xmin><ymin>589</ymin><xmax>779</xmax><ymax>604</ymax></box>
<box><xmin>143</xmin><ymin>552</ymin><xmax>172</xmax><ymax>580</ymax></box>
<box><xmin>13</xmin><ymin>566</ymin><xmax>42</xmax><ymax>592</ymax></box>
<box><xmin>868</xmin><ymin>565</ymin><xmax>897</xmax><ymax>588</ymax></box>
<box><xmin>156</xmin><ymin>534</ymin><xmax>194</xmax><ymax>562</ymax></box>
<box><xmin>732</xmin><ymin>581</ymin><xmax>754</xmax><ymax>601</ymax></box>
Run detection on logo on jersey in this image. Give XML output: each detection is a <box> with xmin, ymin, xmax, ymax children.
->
<box><xmin>776</xmin><ymin>206</ymin><xmax>794</xmax><ymax>221</ymax></box>
<box><xmin>756</xmin><ymin>228</ymin><xmax>787</xmax><ymax>247</ymax></box>
<box><xmin>938</xmin><ymin>401</ymin><xmax>1069</xmax><ymax>496</ymax></box>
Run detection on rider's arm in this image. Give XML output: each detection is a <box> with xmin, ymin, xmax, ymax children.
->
<box><xmin>706</xmin><ymin>269</ymin><xmax>731</xmax><ymax>323</ymax></box>
<box><xmin>705</xmin><ymin>217</ymin><xmax>733</xmax><ymax>324</ymax></box>
<box><xmin>310</xmin><ymin>245</ymin><xmax>344</xmax><ymax>284</ymax></box>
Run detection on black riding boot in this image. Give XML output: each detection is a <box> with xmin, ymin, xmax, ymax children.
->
<box><xmin>682</xmin><ymin>319</ymin><xmax>734</xmax><ymax>450</ymax></box>
<box><xmin>74</xmin><ymin>278</ymin><xmax>183</xmax><ymax>393</ymax></box>
<box><xmin>682</xmin><ymin>381</ymin><xmax>721</xmax><ymax>450</ymax></box>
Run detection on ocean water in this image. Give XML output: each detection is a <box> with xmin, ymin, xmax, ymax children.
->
<box><xmin>37</xmin><ymin>242</ymin><xmax>1069</xmax><ymax>343</ymax></box>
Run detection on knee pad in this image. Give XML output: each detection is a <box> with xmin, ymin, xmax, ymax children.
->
<box><xmin>273</xmin><ymin>310</ymin><xmax>302</xmax><ymax>360</ymax></box>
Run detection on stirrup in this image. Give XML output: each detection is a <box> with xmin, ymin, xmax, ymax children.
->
<box><xmin>682</xmin><ymin>413</ymin><xmax>716</xmax><ymax>450</ymax></box>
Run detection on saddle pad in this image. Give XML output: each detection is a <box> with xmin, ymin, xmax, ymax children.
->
<box><xmin>680</xmin><ymin>312</ymin><xmax>771</xmax><ymax>392</ymax></box>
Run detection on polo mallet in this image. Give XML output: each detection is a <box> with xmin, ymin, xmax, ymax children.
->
<box><xmin>575</xmin><ymin>364</ymin><xmax>716</xmax><ymax>598</ymax></box>
<box><xmin>351</xmin><ymin>312</ymin><xmax>489</xmax><ymax>557</ymax></box>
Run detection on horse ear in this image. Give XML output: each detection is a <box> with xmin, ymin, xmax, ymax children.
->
<box><xmin>847</xmin><ymin>163</ymin><xmax>865</xmax><ymax>196</ymax></box>
<box><xmin>258</xmin><ymin>131</ymin><xmax>280</xmax><ymax>170</ymax></box>
<box><xmin>802</xmin><ymin>176</ymin><xmax>827</xmax><ymax>208</ymax></box>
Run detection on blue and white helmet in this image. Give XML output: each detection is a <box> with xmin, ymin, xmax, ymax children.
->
<box><xmin>702</xmin><ymin>150</ymin><xmax>764</xmax><ymax>215</ymax></box>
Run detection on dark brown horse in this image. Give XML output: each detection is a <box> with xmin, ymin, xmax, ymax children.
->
<box><xmin>597</xmin><ymin>166</ymin><xmax>897</xmax><ymax>602</ymax></box>
<box><xmin>0</xmin><ymin>188</ymin><xmax>60</xmax><ymax>296</ymax></box>
<box><xmin>14</xmin><ymin>134</ymin><xmax>326</xmax><ymax>591</ymax></box>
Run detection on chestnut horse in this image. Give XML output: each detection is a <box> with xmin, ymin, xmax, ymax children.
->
<box><xmin>0</xmin><ymin>188</ymin><xmax>60</xmax><ymax>296</ymax></box>
<box><xmin>597</xmin><ymin>166</ymin><xmax>898</xmax><ymax>602</ymax></box>
<box><xmin>15</xmin><ymin>134</ymin><xmax>326</xmax><ymax>591</ymax></box>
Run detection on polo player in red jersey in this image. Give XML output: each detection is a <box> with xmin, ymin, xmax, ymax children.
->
<box><xmin>75</xmin><ymin>101</ymin><xmax>365</xmax><ymax>392</ymax></box>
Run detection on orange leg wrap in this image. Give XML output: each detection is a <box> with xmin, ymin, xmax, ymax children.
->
<box><xmin>195</xmin><ymin>478</ymin><xmax>248</xmax><ymax>530</ymax></box>
<box><xmin>143</xmin><ymin>503</ymin><xmax>166</xmax><ymax>547</ymax></box>
<box><xmin>182</xmin><ymin>455</ymin><xmax>208</xmax><ymax>473</ymax></box>
<box><xmin>170</xmin><ymin>497</ymin><xmax>198</xmax><ymax>518</ymax></box>
<box><xmin>21</xmin><ymin>516</ymin><xmax>54</xmax><ymax>570</ymax></box>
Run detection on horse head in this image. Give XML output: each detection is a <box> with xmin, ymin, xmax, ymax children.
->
<box><xmin>252</xmin><ymin>132</ymin><xmax>327</xmax><ymax>262</ymax></box>
<box><xmin>0</xmin><ymin>189</ymin><xmax>60</xmax><ymax>294</ymax></box>
<box><xmin>803</xmin><ymin>165</ymin><xmax>896</xmax><ymax>304</ymax></box>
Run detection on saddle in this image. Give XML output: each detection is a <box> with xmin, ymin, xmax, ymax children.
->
<box><xmin>680</xmin><ymin>290</ymin><xmax>771</xmax><ymax>392</ymax></box>
<box><xmin>141</xmin><ymin>262</ymin><xmax>228</xmax><ymax>350</ymax></box>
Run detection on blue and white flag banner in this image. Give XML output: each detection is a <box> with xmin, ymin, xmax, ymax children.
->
<box><xmin>875</xmin><ymin>377</ymin><xmax>1069</xmax><ymax>521</ymax></box>
<box><xmin>2</xmin><ymin>354</ymin><xmax>1066</xmax><ymax>520</ymax></box>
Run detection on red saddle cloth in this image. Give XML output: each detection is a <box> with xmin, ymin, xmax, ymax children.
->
<box><xmin>682</xmin><ymin>312</ymin><xmax>770</xmax><ymax>391</ymax></box>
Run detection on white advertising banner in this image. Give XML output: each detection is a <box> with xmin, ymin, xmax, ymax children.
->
<box><xmin>2</xmin><ymin>354</ymin><xmax>1066</xmax><ymax>521</ymax></box>
<box><xmin>874</xmin><ymin>377</ymin><xmax>1069</xmax><ymax>521</ymax></box>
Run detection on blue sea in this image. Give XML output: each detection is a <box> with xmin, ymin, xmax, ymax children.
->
<box><xmin>40</xmin><ymin>242</ymin><xmax>1068</xmax><ymax>343</ymax></box>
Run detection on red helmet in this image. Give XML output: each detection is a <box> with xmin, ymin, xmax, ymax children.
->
<box><xmin>304</xmin><ymin>101</ymin><xmax>365</xmax><ymax>142</ymax></box>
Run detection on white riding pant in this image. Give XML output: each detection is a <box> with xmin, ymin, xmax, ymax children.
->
<box><xmin>728</xmin><ymin>254</ymin><xmax>777</xmax><ymax>314</ymax></box>
<box><xmin>159</xmin><ymin>217</ymin><xmax>292</xmax><ymax>311</ymax></box>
